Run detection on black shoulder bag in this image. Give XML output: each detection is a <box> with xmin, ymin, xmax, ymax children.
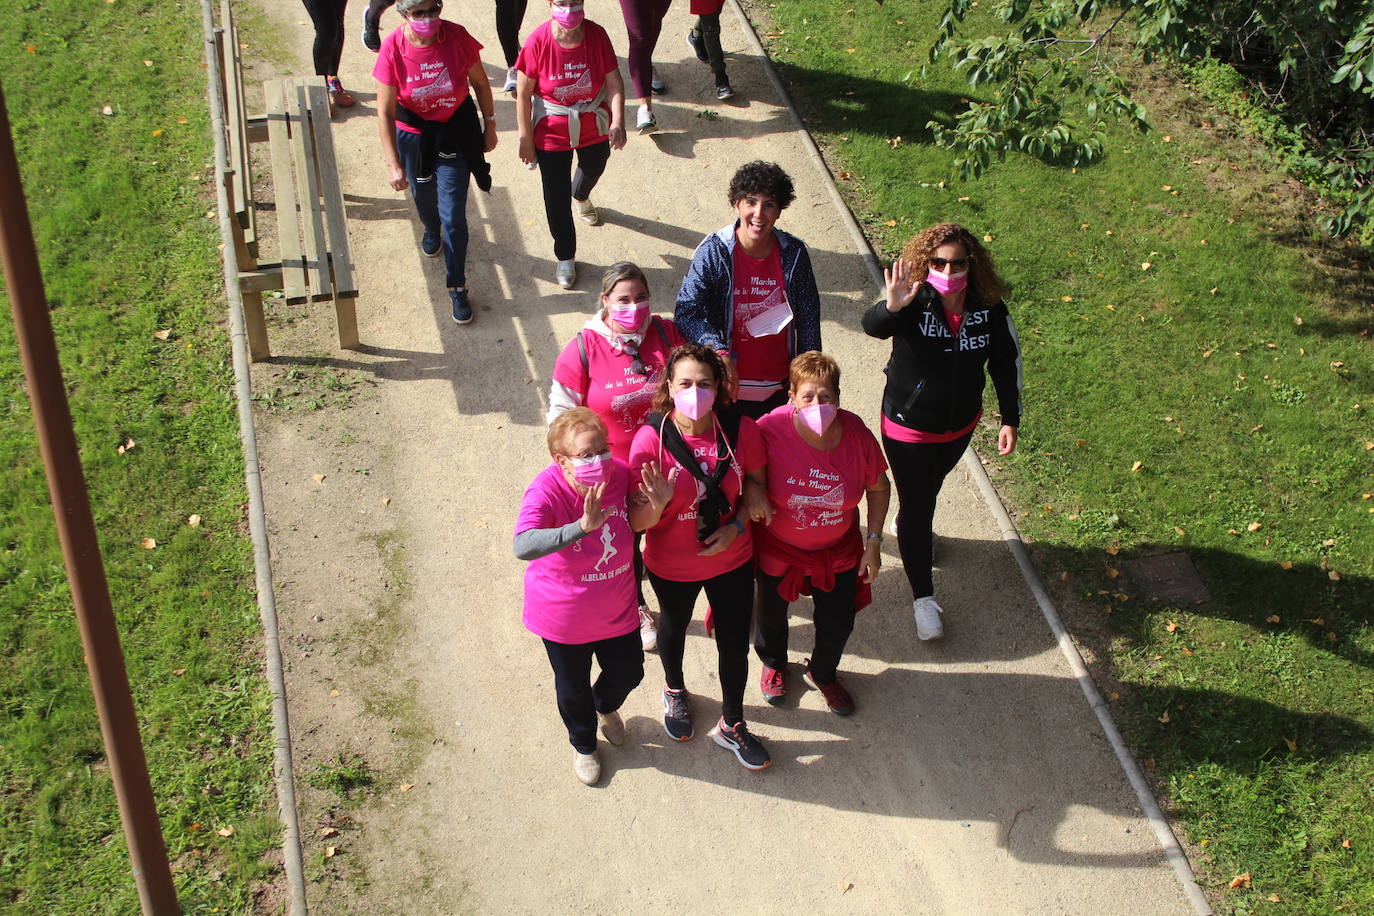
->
<box><xmin>646</xmin><ymin>407</ymin><xmax>743</xmax><ymax>542</ymax></box>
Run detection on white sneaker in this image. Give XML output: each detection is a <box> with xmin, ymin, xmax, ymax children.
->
<box><xmin>636</xmin><ymin>105</ymin><xmax>657</xmax><ymax>135</ymax></box>
<box><xmin>650</xmin><ymin>66</ymin><xmax>666</xmax><ymax>94</ymax></box>
<box><xmin>502</xmin><ymin>66</ymin><xmax>517</xmax><ymax>93</ymax></box>
<box><xmin>574</xmin><ymin>197</ymin><xmax>601</xmax><ymax>226</ymax></box>
<box><xmin>573</xmin><ymin>749</ymin><xmax>601</xmax><ymax>785</ymax></box>
<box><xmin>638</xmin><ymin>605</ymin><xmax>657</xmax><ymax>651</ymax></box>
<box><xmin>913</xmin><ymin>596</ymin><xmax>944</xmax><ymax>641</ymax></box>
<box><xmin>597</xmin><ymin>709</ymin><xmax>626</xmax><ymax>746</ymax></box>
<box><xmin>555</xmin><ymin>259</ymin><xmax>577</xmax><ymax>288</ymax></box>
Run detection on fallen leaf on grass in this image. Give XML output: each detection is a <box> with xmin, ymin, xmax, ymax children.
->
<box><xmin>983</xmin><ymin>234</ymin><xmax>994</xmax><ymax>242</ymax></box>
<box><xmin>885</xmin><ymin>136</ymin><xmax>902</xmax><ymax>148</ymax></box>
<box><xmin>1327</xmin><ymin>631</ymin><xmax>1338</xmax><ymax>641</ymax></box>
<box><xmin>151</xmin><ymin>129</ymin><xmax>163</xmax><ymax>137</ymax></box>
<box><xmin>143</xmin><ymin>60</ymin><xmax>153</xmax><ymax>67</ymax></box>
<box><xmin>1174</xmin><ymin>526</ymin><xmax>1186</xmax><ymax>536</ymax></box>
<box><xmin>1247</xmin><ymin>522</ymin><xmax>1263</xmax><ymax>532</ymax></box>
<box><xmin>1342</xmin><ymin>838</ymin><xmax>1352</xmax><ymax>849</ymax></box>
<box><xmin>1181</xmin><ymin>647</ymin><xmax>1194</xmax><ymax>656</ymax></box>
<box><xmin>1267</xmin><ymin>615</ymin><xmax>1281</xmax><ymax>623</ymax></box>
<box><xmin>1311</xmin><ymin>617</ymin><xmax>1326</xmax><ymax>626</ymax></box>
<box><xmin>381</xmin><ymin>497</ymin><xmax>391</xmax><ymax>506</ymax></box>
<box><xmin>102</xmin><ymin>105</ymin><xmax>114</xmax><ymax>115</ymax></box>
<box><xmin>1062</xmin><ymin>296</ymin><xmax>1074</xmax><ymax>302</ymax></box>
<box><xmin>320</xmin><ymin>827</ymin><xmax>339</xmax><ymax>838</ymax></box>
<box><xmin>1329</xmin><ymin>570</ymin><xmax>1341</xmax><ymax>581</ymax></box>
<box><xmin>187</xmin><ymin>514</ymin><xmax>201</xmax><ymax>527</ymax></box>
<box><xmin>310</xmin><ymin>474</ymin><xmax>326</xmax><ymax>484</ymax></box>
<box><xmin>1158</xmin><ymin>710</ymin><xmax>1171</xmax><ymax>724</ymax></box>
<box><xmin>323</xmin><ymin>846</ymin><xmax>337</xmax><ymax>858</ymax></box>
<box><xmin>883</xmin><ymin>220</ymin><xmax>897</xmax><ymax>227</ymax></box>
<box><xmin>1268</xmin><ymin>894</ymin><xmax>1281</xmax><ymax>903</ymax></box>
<box><xmin>1228</xmin><ymin>872</ymin><xmax>1251</xmax><ymax>889</ymax></box>
<box><xmin>1165</xmin><ymin>621</ymin><xmax>1179</xmax><ymax>633</ymax></box>
<box><xmin>172</xmin><ymin>668</ymin><xmax>187</xmax><ymax>676</ymax></box>
<box><xmin>1277</xmin><ymin>561</ymin><xmax>1293</xmax><ymax>570</ymax></box>
<box><xmin>1131</xmin><ymin>461</ymin><xmax>1143</xmax><ymax>472</ymax></box>
<box><xmin>1283</xmin><ymin>736</ymin><xmax>1297</xmax><ymax>752</ymax></box>
<box><xmin>1106</xmin><ymin>544</ymin><xmax>1119</xmax><ymax>555</ymax></box>
<box><xmin>1107</xmin><ymin>691</ymin><xmax>1120</xmax><ymax>701</ymax></box>
<box><xmin>1106</xmin><ymin>568</ymin><xmax>1120</xmax><ymax>579</ymax></box>
<box><xmin>117</xmin><ymin>438</ymin><xmax>136</xmax><ymax>455</ymax></box>
<box><xmin>1322</xmin><ymin>538</ymin><xmax>1337</xmax><ymax>547</ymax></box>
<box><xmin>399</xmin><ymin>783</ymin><xmax>415</xmax><ymax>792</ymax></box>
<box><xmin>154</xmin><ymin>328</ymin><xmax>171</xmax><ymax>340</ymax></box>
<box><xmin>140</xmin><ymin>537</ymin><xmax>157</xmax><ymax>549</ymax></box>
<box><xmin>189</xmin><ymin>823</ymin><xmax>201</xmax><ymax>831</ymax></box>
<box><xmin>24</xmin><ymin>44</ymin><xmax>36</xmax><ymax>54</ymax></box>
<box><xmin>1141</xmin><ymin>262</ymin><xmax>1153</xmax><ymax>271</ymax></box>
<box><xmin>217</xmin><ymin>826</ymin><xmax>235</xmax><ymax>837</ymax></box>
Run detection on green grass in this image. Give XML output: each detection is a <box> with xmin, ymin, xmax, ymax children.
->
<box><xmin>745</xmin><ymin>0</ymin><xmax>1374</xmax><ymax>910</ymax></box>
<box><xmin>0</xmin><ymin>1</ymin><xmax>277</xmax><ymax>912</ymax></box>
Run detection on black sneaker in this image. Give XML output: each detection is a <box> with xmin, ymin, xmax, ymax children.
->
<box><xmin>662</xmin><ymin>687</ymin><xmax>693</xmax><ymax>741</ymax></box>
<box><xmin>361</xmin><ymin>7</ymin><xmax>381</xmax><ymax>52</ymax></box>
<box><xmin>710</xmin><ymin>718</ymin><xmax>771</xmax><ymax>770</ymax></box>
<box><xmin>421</xmin><ymin>229</ymin><xmax>441</xmax><ymax>257</ymax></box>
<box><xmin>715</xmin><ymin>76</ymin><xmax>735</xmax><ymax>101</ymax></box>
<box><xmin>686</xmin><ymin>29</ymin><xmax>709</xmax><ymax>63</ymax></box>
<box><xmin>449</xmin><ymin>287</ymin><xmax>473</xmax><ymax>324</ymax></box>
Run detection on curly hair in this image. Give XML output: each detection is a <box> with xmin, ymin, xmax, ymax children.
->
<box><xmin>651</xmin><ymin>342</ymin><xmax>729</xmax><ymax>415</ymax></box>
<box><xmin>727</xmin><ymin>161</ymin><xmax>795</xmax><ymax>210</ymax></box>
<box><xmin>899</xmin><ymin>223</ymin><xmax>1008</xmax><ymax>303</ymax></box>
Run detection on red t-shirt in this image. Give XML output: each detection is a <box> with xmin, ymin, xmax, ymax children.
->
<box><xmin>516</xmin><ymin>20</ymin><xmax>617</xmax><ymax>151</ymax></box>
<box><xmin>730</xmin><ymin>243</ymin><xmax>792</xmax><ymax>397</ymax></box>
<box><xmin>628</xmin><ymin>414</ymin><xmax>766</xmax><ymax>581</ymax></box>
<box><xmin>551</xmin><ymin>319</ymin><xmax>686</xmax><ymax>461</ymax></box>
<box><xmin>373</xmin><ymin>22</ymin><xmax>483</xmax><ymax>134</ymax></box>
<box><xmin>756</xmin><ymin>406</ymin><xmax>887</xmax><ymax>553</ymax></box>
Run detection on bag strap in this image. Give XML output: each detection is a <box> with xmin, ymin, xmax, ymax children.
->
<box><xmin>654</xmin><ymin>413</ymin><xmax>730</xmax><ymax>489</ymax></box>
<box><xmin>576</xmin><ymin>330</ymin><xmax>589</xmax><ymax>378</ymax></box>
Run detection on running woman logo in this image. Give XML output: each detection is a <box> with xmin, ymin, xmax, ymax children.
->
<box><xmin>593</xmin><ymin>520</ymin><xmax>618</xmax><ymax>570</ymax></box>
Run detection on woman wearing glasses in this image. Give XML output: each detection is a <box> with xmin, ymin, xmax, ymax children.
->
<box><xmin>547</xmin><ymin>262</ymin><xmax>685</xmax><ymax>651</ymax></box>
<box><xmin>861</xmin><ymin>223</ymin><xmax>1022</xmax><ymax>641</ymax></box>
<box><xmin>516</xmin><ymin>0</ymin><xmax>627</xmax><ymax>289</ymax></box>
<box><xmin>373</xmin><ymin>0</ymin><xmax>498</xmax><ymax>324</ymax></box>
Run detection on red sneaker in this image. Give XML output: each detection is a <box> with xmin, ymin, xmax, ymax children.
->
<box><xmin>803</xmin><ymin>660</ymin><xmax>855</xmax><ymax>716</ymax></box>
<box><xmin>759</xmin><ymin>666</ymin><xmax>786</xmax><ymax>705</ymax></box>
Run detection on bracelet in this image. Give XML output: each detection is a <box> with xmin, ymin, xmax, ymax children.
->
<box><xmin>731</xmin><ymin>518</ymin><xmax>745</xmax><ymax>535</ymax></box>
<box><xmin>866</xmin><ymin>532</ymin><xmax>884</xmax><ymax>542</ymax></box>
<box><xmin>483</xmin><ymin>114</ymin><xmax>496</xmax><ymax>123</ymax></box>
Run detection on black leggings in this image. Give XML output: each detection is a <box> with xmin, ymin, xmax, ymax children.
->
<box><xmin>534</xmin><ymin>140</ymin><xmax>611</xmax><ymax>260</ymax></box>
<box><xmin>542</xmin><ymin>630</ymin><xmax>644</xmax><ymax>754</ymax></box>
<box><xmin>754</xmin><ymin>567</ymin><xmax>858</xmax><ymax>683</ymax></box>
<box><xmin>883</xmin><ymin>430</ymin><xmax>973</xmax><ymax>600</ymax></box>
<box><xmin>647</xmin><ymin>560</ymin><xmax>754</xmax><ymax>726</ymax></box>
<box><xmin>694</xmin><ymin>13</ymin><xmax>726</xmax><ymax>76</ymax></box>
<box><xmin>302</xmin><ymin>0</ymin><xmax>348</xmax><ymax>77</ymax></box>
<box><xmin>494</xmin><ymin>0</ymin><xmax>530</xmax><ymax>67</ymax></box>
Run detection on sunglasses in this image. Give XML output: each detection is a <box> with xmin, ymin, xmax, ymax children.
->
<box><xmin>408</xmin><ymin>2</ymin><xmax>443</xmax><ymax>18</ymax></box>
<box><xmin>929</xmin><ymin>257</ymin><xmax>970</xmax><ymax>270</ymax></box>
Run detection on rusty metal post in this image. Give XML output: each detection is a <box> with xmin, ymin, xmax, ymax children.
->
<box><xmin>0</xmin><ymin>81</ymin><xmax>180</xmax><ymax>915</ymax></box>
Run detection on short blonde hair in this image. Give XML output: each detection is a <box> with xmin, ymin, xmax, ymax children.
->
<box><xmin>789</xmin><ymin>350</ymin><xmax>841</xmax><ymax>399</ymax></box>
<box><xmin>547</xmin><ymin>407</ymin><xmax>606</xmax><ymax>458</ymax></box>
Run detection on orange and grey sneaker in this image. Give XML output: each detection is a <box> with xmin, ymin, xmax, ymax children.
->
<box><xmin>710</xmin><ymin>718</ymin><xmax>771</xmax><ymax>770</ymax></box>
<box><xmin>759</xmin><ymin>665</ymin><xmax>786</xmax><ymax>705</ymax></box>
<box><xmin>803</xmin><ymin>660</ymin><xmax>855</xmax><ymax>716</ymax></box>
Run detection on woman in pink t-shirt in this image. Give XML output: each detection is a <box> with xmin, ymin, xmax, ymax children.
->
<box><xmin>628</xmin><ymin>344</ymin><xmax>774</xmax><ymax>771</ymax></box>
<box><xmin>752</xmin><ymin>352</ymin><xmax>891</xmax><ymax>716</ymax></box>
<box><xmin>547</xmin><ymin>262</ymin><xmax>685</xmax><ymax>653</ymax></box>
<box><xmin>514</xmin><ymin>408</ymin><xmax>673</xmax><ymax>785</ymax></box>
<box><xmin>373</xmin><ymin>0</ymin><xmax>498</xmax><ymax>324</ymax></box>
<box><xmin>515</xmin><ymin>0</ymin><xmax>627</xmax><ymax>289</ymax></box>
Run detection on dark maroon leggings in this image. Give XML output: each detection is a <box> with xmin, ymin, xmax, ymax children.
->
<box><xmin>618</xmin><ymin>0</ymin><xmax>673</xmax><ymax>98</ymax></box>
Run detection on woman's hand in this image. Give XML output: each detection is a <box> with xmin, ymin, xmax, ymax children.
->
<box><xmin>608</xmin><ymin>125</ymin><xmax>627</xmax><ymax>151</ymax></box>
<box><xmin>860</xmin><ymin>538</ymin><xmax>882</xmax><ymax>584</ymax></box>
<box><xmin>998</xmin><ymin>424</ymin><xmax>1018</xmax><ymax>456</ymax></box>
<box><xmin>579</xmin><ymin>482</ymin><xmax>611</xmax><ymax>532</ymax></box>
<box><xmin>518</xmin><ymin>136</ymin><xmax>536</xmax><ymax>166</ymax></box>
<box><xmin>742</xmin><ymin>478</ymin><xmax>773</xmax><ymax>526</ymax></box>
<box><xmin>885</xmin><ymin>258</ymin><xmax>918</xmax><ymax>313</ymax></box>
<box><xmin>697</xmin><ymin>519</ymin><xmax>740</xmax><ymax>556</ymax></box>
<box><xmin>638</xmin><ymin>461</ymin><xmax>678</xmax><ymax>512</ymax></box>
<box><xmin>387</xmin><ymin>162</ymin><xmax>408</xmax><ymax>192</ymax></box>
<box><xmin>483</xmin><ymin>121</ymin><xmax>499</xmax><ymax>153</ymax></box>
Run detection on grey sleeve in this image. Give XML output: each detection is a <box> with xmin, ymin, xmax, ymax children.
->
<box><xmin>514</xmin><ymin>521</ymin><xmax>588</xmax><ymax>560</ymax></box>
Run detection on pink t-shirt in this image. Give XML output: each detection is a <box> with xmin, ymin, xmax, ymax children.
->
<box><xmin>731</xmin><ymin>243</ymin><xmax>792</xmax><ymax>397</ymax></box>
<box><xmin>373</xmin><ymin>22</ymin><xmax>483</xmax><ymax>134</ymax></box>
<box><xmin>516</xmin><ymin>20</ymin><xmax>617</xmax><ymax>151</ymax></box>
<box><xmin>628</xmin><ymin>414</ymin><xmax>767</xmax><ymax>581</ymax></box>
<box><xmin>515</xmin><ymin>462</ymin><xmax>638</xmax><ymax>644</ymax></box>
<box><xmin>551</xmin><ymin>319</ymin><xmax>686</xmax><ymax>462</ymax></box>
<box><xmin>757</xmin><ymin>406</ymin><xmax>888</xmax><ymax>552</ymax></box>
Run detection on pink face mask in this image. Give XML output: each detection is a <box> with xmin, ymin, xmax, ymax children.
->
<box><xmin>608</xmin><ymin>301</ymin><xmax>649</xmax><ymax>330</ymax></box>
<box><xmin>569</xmin><ymin>451</ymin><xmax>612</xmax><ymax>486</ymax></box>
<box><xmin>797</xmin><ymin>402</ymin><xmax>837</xmax><ymax>436</ymax></box>
<box><xmin>926</xmin><ymin>269</ymin><xmax>968</xmax><ymax>295</ymax></box>
<box><xmin>406</xmin><ymin>16</ymin><xmax>441</xmax><ymax>36</ymax></box>
<box><xmin>673</xmin><ymin>386</ymin><xmax>714</xmax><ymax>421</ymax></box>
<box><xmin>549</xmin><ymin>3</ymin><xmax>584</xmax><ymax>28</ymax></box>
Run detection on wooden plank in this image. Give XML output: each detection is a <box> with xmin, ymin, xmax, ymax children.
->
<box><xmin>288</xmin><ymin>80</ymin><xmax>332</xmax><ymax>301</ymax></box>
<box><xmin>236</xmin><ymin>268</ymin><xmax>284</xmax><ymax>296</ymax></box>
<box><xmin>263</xmin><ymin>79</ymin><xmax>309</xmax><ymax>304</ymax></box>
<box><xmin>305</xmin><ymin>83</ymin><xmax>357</xmax><ymax>298</ymax></box>
<box><xmin>241</xmin><ymin>290</ymin><xmax>271</xmax><ymax>362</ymax></box>
<box><xmin>219</xmin><ymin>1</ymin><xmax>254</xmax><ymax>251</ymax></box>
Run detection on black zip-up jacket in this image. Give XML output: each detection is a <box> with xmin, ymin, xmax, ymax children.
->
<box><xmin>862</xmin><ymin>284</ymin><xmax>1022</xmax><ymax>434</ymax></box>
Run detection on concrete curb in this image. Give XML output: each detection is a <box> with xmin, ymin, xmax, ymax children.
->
<box><xmin>200</xmin><ymin>2</ymin><xmax>309</xmax><ymax>913</ymax></box>
<box><xmin>728</xmin><ymin>2</ymin><xmax>1213</xmax><ymax>912</ymax></box>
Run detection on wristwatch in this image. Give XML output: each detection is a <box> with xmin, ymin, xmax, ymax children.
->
<box><xmin>866</xmin><ymin>532</ymin><xmax>884</xmax><ymax>542</ymax></box>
